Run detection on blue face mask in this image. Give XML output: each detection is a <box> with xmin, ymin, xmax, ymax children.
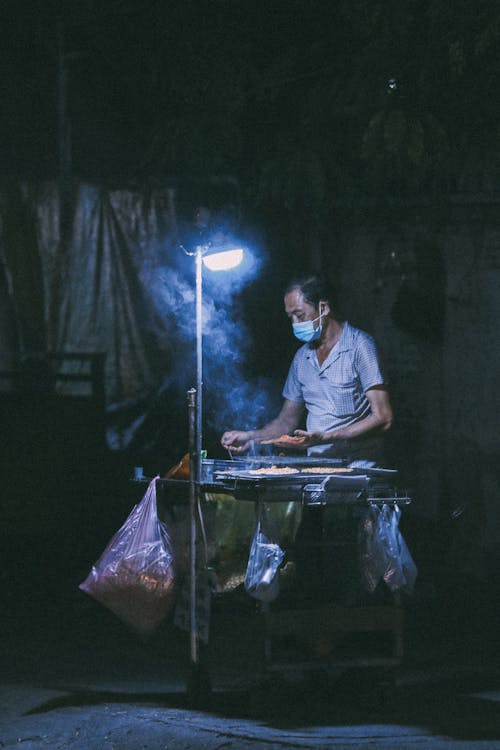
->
<box><xmin>292</xmin><ymin>311</ymin><xmax>323</xmax><ymax>343</ymax></box>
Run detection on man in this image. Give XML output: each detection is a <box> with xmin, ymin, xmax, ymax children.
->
<box><xmin>221</xmin><ymin>274</ymin><xmax>393</xmax><ymax>463</ymax></box>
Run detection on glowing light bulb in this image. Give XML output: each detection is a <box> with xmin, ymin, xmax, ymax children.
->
<box><xmin>202</xmin><ymin>248</ymin><xmax>244</xmax><ymax>271</ymax></box>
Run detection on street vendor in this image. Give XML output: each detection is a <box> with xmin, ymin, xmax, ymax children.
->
<box><xmin>221</xmin><ymin>273</ymin><xmax>393</xmax><ymax>464</ymax></box>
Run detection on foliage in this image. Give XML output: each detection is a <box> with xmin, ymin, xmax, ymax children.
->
<box><xmin>3</xmin><ymin>0</ymin><xmax>500</xmax><ymax>200</ymax></box>
<box><xmin>361</xmin><ymin>106</ymin><xmax>450</xmax><ymax>193</ymax></box>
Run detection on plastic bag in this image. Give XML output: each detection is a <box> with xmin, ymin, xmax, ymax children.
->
<box><xmin>393</xmin><ymin>506</ymin><xmax>418</xmax><ymax>592</ymax></box>
<box><xmin>79</xmin><ymin>477</ymin><xmax>176</xmax><ymax>637</ymax></box>
<box><xmin>358</xmin><ymin>503</ymin><xmax>418</xmax><ymax>594</ymax></box>
<box><xmin>358</xmin><ymin>503</ymin><xmax>389</xmax><ymax>593</ymax></box>
<box><xmin>244</xmin><ymin>504</ymin><xmax>284</xmax><ymax>603</ymax></box>
<box><xmin>380</xmin><ymin>503</ymin><xmax>418</xmax><ymax>593</ymax></box>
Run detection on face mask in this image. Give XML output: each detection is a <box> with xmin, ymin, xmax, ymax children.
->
<box><xmin>292</xmin><ymin>311</ymin><xmax>323</xmax><ymax>343</ymax></box>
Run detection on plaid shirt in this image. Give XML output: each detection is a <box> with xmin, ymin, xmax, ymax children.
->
<box><xmin>282</xmin><ymin>321</ymin><xmax>385</xmax><ymax>455</ymax></box>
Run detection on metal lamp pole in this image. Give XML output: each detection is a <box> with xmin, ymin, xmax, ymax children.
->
<box><xmin>195</xmin><ymin>246</ymin><xmax>203</xmax><ymax>481</ymax></box>
<box><xmin>186</xmin><ymin>241</ymin><xmax>244</xmax><ymax>700</ymax></box>
<box><xmin>187</xmin><ymin>245</ymin><xmax>204</xmax><ymax>693</ymax></box>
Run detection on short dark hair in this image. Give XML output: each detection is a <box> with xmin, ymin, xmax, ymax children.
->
<box><xmin>284</xmin><ymin>274</ymin><xmax>337</xmax><ymax>310</ymax></box>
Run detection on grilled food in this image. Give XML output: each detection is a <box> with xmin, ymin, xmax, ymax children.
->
<box><xmin>247</xmin><ymin>465</ymin><xmax>300</xmax><ymax>475</ymax></box>
<box><xmin>260</xmin><ymin>434</ymin><xmax>306</xmax><ymax>447</ymax></box>
<box><xmin>301</xmin><ymin>467</ymin><xmax>354</xmax><ymax>474</ymax></box>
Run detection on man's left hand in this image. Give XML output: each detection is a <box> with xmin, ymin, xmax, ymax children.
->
<box><xmin>292</xmin><ymin>429</ymin><xmax>326</xmax><ymax>447</ymax></box>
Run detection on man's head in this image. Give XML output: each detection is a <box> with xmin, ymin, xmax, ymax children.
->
<box><xmin>284</xmin><ymin>274</ymin><xmax>337</xmax><ymax>316</ymax></box>
<box><xmin>283</xmin><ymin>275</ymin><xmax>338</xmax><ymax>342</ymax></box>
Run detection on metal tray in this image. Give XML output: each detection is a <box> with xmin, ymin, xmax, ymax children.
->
<box><xmin>213</xmin><ymin>467</ymin><xmax>370</xmax><ymax>484</ymax></box>
<box><xmin>213</xmin><ymin>466</ymin><xmax>396</xmax><ymax>480</ymax></box>
<box><xmin>212</xmin><ymin>455</ymin><xmax>346</xmax><ymax>468</ymax></box>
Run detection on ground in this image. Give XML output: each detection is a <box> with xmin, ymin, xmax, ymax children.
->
<box><xmin>1</xmin><ymin>560</ymin><xmax>500</xmax><ymax>750</ymax></box>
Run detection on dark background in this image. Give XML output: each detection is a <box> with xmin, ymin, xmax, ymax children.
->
<box><xmin>4</xmin><ymin>0</ymin><xmax>500</xmax><ymax>189</ymax></box>
<box><xmin>1</xmin><ymin>0</ymin><xmax>500</xmax><ymax>661</ymax></box>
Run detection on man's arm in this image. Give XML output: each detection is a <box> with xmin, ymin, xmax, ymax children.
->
<box><xmin>294</xmin><ymin>386</ymin><xmax>393</xmax><ymax>446</ymax></box>
<box><xmin>221</xmin><ymin>399</ymin><xmax>305</xmax><ymax>453</ymax></box>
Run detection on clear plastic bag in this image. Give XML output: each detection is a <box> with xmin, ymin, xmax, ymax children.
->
<box><xmin>358</xmin><ymin>503</ymin><xmax>389</xmax><ymax>593</ymax></box>
<box><xmin>358</xmin><ymin>503</ymin><xmax>418</xmax><ymax>594</ymax></box>
<box><xmin>392</xmin><ymin>506</ymin><xmax>418</xmax><ymax>592</ymax></box>
<box><xmin>244</xmin><ymin>504</ymin><xmax>284</xmax><ymax>603</ymax></box>
<box><xmin>79</xmin><ymin>477</ymin><xmax>176</xmax><ymax>638</ymax></box>
<box><xmin>381</xmin><ymin>503</ymin><xmax>418</xmax><ymax>593</ymax></box>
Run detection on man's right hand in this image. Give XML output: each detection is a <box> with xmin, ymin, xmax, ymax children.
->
<box><xmin>220</xmin><ymin>430</ymin><xmax>253</xmax><ymax>454</ymax></box>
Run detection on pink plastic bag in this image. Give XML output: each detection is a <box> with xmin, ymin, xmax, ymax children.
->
<box><xmin>79</xmin><ymin>477</ymin><xmax>176</xmax><ymax>638</ymax></box>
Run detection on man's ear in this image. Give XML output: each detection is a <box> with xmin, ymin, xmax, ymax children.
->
<box><xmin>319</xmin><ymin>300</ymin><xmax>330</xmax><ymax>316</ymax></box>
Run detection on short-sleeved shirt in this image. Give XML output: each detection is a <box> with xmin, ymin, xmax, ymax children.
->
<box><xmin>282</xmin><ymin>321</ymin><xmax>386</xmax><ymax>457</ymax></box>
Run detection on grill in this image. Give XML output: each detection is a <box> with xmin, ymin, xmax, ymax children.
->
<box><xmin>154</xmin><ymin>457</ymin><xmax>410</xmax><ymax>507</ymax></box>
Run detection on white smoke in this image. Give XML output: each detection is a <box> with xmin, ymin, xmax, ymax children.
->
<box><xmin>150</xmin><ymin>251</ymin><xmax>279</xmax><ymax>434</ymax></box>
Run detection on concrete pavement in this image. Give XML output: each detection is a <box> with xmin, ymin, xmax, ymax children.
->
<box><xmin>2</xmin><ymin>582</ymin><xmax>500</xmax><ymax>750</ymax></box>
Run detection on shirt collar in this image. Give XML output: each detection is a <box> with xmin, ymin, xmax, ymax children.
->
<box><xmin>305</xmin><ymin>321</ymin><xmax>353</xmax><ymax>364</ymax></box>
<box><xmin>334</xmin><ymin>321</ymin><xmax>354</xmax><ymax>353</ymax></box>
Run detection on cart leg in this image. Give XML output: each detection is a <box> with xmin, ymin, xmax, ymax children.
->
<box><xmin>187</xmin><ymin>659</ymin><xmax>212</xmax><ymax>707</ymax></box>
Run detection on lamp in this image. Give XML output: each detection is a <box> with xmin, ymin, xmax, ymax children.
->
<box><xmin>194</xmin><ymin>243</ymin><xmax>243</xmax><ymax>480</ymax></box>
<box><xmin>182</xmin><ymin>240</ymin><xmax>244</xmax><ymax>701</ymax></box>
<box><xmin>202</xmin><ymin>247</ymin><xmax>243</xmax><ymax>272</ymax></box>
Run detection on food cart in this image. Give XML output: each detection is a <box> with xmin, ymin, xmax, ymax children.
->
<box><xmin>152</xmin><ymin>454</ymin><xmax>414</xmax><ymax>695</ymax></box>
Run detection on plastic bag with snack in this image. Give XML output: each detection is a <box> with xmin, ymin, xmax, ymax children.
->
<box><xmin>79</xmin><ymin>477</ymin><xmax>176</xmax><ymax>638</ymax></box>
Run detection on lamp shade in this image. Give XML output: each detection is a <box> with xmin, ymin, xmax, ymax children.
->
<box><xmin>202</xmin><ymin>247</ymin><xmax>244</xmax><ymax>272</ymax></box>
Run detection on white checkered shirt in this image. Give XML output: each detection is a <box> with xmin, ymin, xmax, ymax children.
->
<box><xmin>282</xmin><ymin>321</ymin><xmax>385</xmax><ymax>455</ymax></box>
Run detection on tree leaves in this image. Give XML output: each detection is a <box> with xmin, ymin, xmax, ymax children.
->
<box><xmin>4</xmin><ymin>0</ymin><xmax>500</xmax><ymax>198</ymax></box>
<box><xmin>361</xmin><ymin>107</ymin><xmax>449</xmax><ymax>192</ymax></box>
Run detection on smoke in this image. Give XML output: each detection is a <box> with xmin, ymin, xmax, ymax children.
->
<box><xmin>150</xmin><ymin>246</ymin><xmax>280</xmax><ymax>437</ymax></box>
<box><xmin>208</xmin><ymin>376</ymin><xmax>281</xmax><ymax>434</ymax></box>
<box><xmin>151</xmin><ymin>267</ymin><xmax>195</xmax><ymax>339</ymax></box>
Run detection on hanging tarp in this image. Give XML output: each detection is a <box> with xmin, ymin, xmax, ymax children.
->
<box><xmin>0</xmin><ymin>181</ymin><xmax>186</xmax><ymax>447</ymax></box>
<box><xmin>2</xmin><ymin>182</ymin><xmax>177</xmax><ymax>395</ymax></box>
